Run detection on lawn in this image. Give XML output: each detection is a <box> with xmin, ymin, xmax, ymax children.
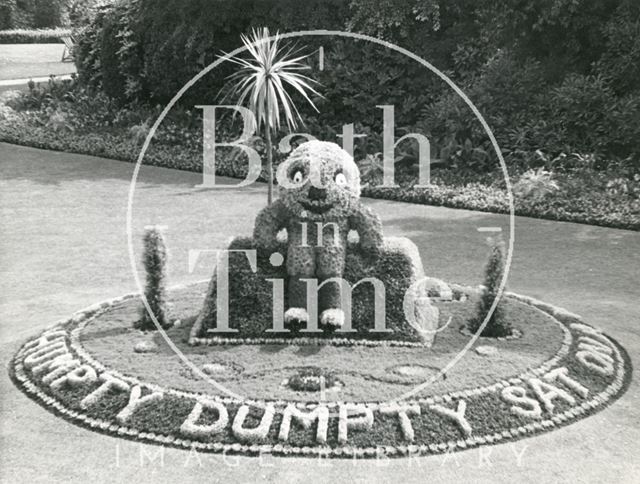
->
<box><xmin>0</xmin><ymin>44</ymin><xmax>75</xmax><ymax>80</ymax></box>
<box><xmin>79</xmin><ymin>282</ymin><xmax>565</xmax><ymax>402</ymax></box>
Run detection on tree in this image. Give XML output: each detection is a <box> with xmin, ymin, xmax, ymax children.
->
<box><xmin>222</xmin><ymin>27</ymin><xmax>321</xmax><ymax>204</ymax></box>
<box><xmin>468</xmin><ymin>236</ymin><xmax>512</xmax><ymax>337</ymax></box>
<box><xmin>347</xmin><ymin>0</ymin><xmax>440</xmax><ymax>40</ymax></box>
<box><xmin>135</xmin><ymin>226</ymin><xmax>171</xmax><ymax>330</ymax></box>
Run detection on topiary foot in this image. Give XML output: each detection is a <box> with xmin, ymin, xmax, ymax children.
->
<box><xmin>284</xmin><ymin>307</ymin><xmax>309</xmax><ymax>324</ymax></box>
<box><xmin>320</xmin><ymin>308</ymin><xmax>345</xmax><ymax>328</ymax></box>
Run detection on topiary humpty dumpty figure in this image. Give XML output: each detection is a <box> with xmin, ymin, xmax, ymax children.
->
<box><xmin>253</xmin><ymin>140</ymin><xmax>383</xmax><ymax>328</ymax></box>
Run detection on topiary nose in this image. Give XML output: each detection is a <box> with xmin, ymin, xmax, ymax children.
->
<box><xmin>308</xmin><ymin>186</ymin><xmax>327</xmax><ymax>201</ymax></box>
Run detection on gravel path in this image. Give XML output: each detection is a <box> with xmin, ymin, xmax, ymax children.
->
<box><xmin>1</xmin><ymin>142</ymin><xmax>638</xmax><ymax>483</ymax></box>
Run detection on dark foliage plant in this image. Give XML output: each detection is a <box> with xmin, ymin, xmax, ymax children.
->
<box><xmin>467</xmin><ymin>236</ymin><xmax>512</xmax><ymax>338</ymax></box>
<box><xmin>70</xmin><ymin>0</ymin><xmax>640</xmax><ymax>166</ymax></box>
<box><xmin>135</xmin><ymin>227</ymin><xmax>171</xmax><ymax>331</ymax></box>
<box><xmin>0</xmin><ymin>0</ymin><xmax>69</xmax><ymax>29</ymax></box>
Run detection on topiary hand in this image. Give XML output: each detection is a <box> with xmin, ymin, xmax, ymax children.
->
<box><xmin>349</xmin><ymin>202</ymin><xmax>384</xmax><ymax>267</ymax></box>
<box><xmin>253</xmin><ymin>199</ymin><xmax>287</xmax><ymax>255</ymax></box>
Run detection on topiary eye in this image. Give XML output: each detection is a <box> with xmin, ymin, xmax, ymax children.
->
<box><xmin>335</xmin><ymin>172</ymin><xmax>348</xmax><ymax>187</ymax></box>
<box><xmin>292</xmin><ymin>170</ymin><xmax>304</xmax><ymax>184</ymax></box>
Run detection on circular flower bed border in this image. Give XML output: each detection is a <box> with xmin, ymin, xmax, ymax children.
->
<box><xmin>9</xmin><ymin>289</ymin><xmax>631</xmax><ymax>458</ymax></box>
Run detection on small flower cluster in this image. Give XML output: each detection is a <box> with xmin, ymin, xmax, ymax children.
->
<box><xmin>459</xmin><ymin>326</ymin><xmax>523</xmax><ymax>341</ymax></box>
<box><xmin>189</xmin><ymin>335</ymin><xmax>428</xmax><ymax>348</ymax></box>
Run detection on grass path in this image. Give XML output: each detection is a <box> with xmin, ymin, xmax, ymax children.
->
<box><xmin>1</xmin><ymin>142</ymin><xmax>639</xmax><ymax>483</ymax></box>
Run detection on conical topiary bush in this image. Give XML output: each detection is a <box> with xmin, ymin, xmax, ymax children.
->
<box><xmin>468</xmin><ymin>236</ymin><xmax>512</xmax><ymax>337</ymax></box>
<box><xmin>135</xmin><ymin>226</ymin><xmax>171</xmax><ymax>330</ymax></box>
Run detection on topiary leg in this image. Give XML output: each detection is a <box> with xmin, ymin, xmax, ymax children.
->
<box><xmin>316</xmin><ymin>246</ymin><xmax>346</xmax><ymax>313</ymax></box>
<box><xmin>286</xmin><ymin>245</ymin><xmax>315</xmax><ymax>310</ymax></box>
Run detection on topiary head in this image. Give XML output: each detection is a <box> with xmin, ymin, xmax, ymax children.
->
<box><xmin>276</xmin><ymin>140</ymin><xmax>361</xmax><ymax>221</ymax></box>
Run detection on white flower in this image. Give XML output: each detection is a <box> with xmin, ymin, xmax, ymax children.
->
<box><xmin>338</xmin><ymin>404</ymin><xmax>374</xmax><ymax>444</ymax></box>
<box><xmin>180</xmin><ymin>398</ymin><xmax>229</xmax><ymax>438</ymax></box>
<box><xmin>232</xmin><ymin>404</ymin><xmax>275</xmax><ymax>443</ymax></box>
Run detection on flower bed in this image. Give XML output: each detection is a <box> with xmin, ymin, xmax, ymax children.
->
<box><xmin>9</xmin><ymin>284</ymin><xmax>631</xmax><ymax>458</ymax></box>
<box><xmin>78</xmin><ymin>281</ymin><xmax>568</xmax><ymax>402</ymax></box>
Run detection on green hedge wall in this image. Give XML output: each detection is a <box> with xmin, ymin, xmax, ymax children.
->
<box><xmin>72</xmin><ymin>0</ymin><xmax>640</xmax><ymax>165</ymax></box>
<box><xmin>0</xmin><ymin>0</ymin><xmax>67</xmax><ymax>29</ymax></box>
<box><xmin>0</xmin><ymin>28</ymin><xmax>69</xmax><ymax>43</ymax></box>
<box><xmin>74</xmin><ymin>0</ymin><xmax>349</xmax><ymax>104</ymax></box>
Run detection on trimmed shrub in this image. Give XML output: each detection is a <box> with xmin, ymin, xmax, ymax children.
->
<box><xmin>468</xmin><ymin>236</ymin><xmax>512</xmax><ymax>338</ymax></box>
<box><xmin>135</xmin><ymin>226</ymin><xmax>171</xmax><ymax>330</ymax></box>
<box><xmin>0</xmin><ymin>27</ymin><xmax>69</xmax><ymax>43</ymax></box>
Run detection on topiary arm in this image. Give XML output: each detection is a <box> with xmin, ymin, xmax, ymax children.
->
<box><xmin>253</xmin><ymin>198</ymin><xmax>288</xmax><ymax>253</ymax></box>
<box><xmin>349</xmin><ymin>202</ymin><xmax>384</xmax><ymax>256</ymax></box>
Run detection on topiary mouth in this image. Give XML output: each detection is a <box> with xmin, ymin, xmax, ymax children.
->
<box><xmin>300</xmin><ymin>200</ymin><xmax>334</xmax><ymax>214</ymax></box>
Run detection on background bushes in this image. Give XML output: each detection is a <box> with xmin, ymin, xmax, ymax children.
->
<box><xmin>0</xmin><ymin>0</ymin><xmax>66</xmax><ymax>29</ymax></box>
<box><xmin>70</xmin><ymin>0</ymin><xmax>640</xmax><ymax>170</ymax></box>
<box><xmin>0</xmin><ymin>0</ymin><xmax>99</xmax><ymax>29</ymax></box>
<box><xmin>1</xmin><ymin>0</ymin><xmax>637</xmax><ymax>229</ymax></box>
<box><xmin>1</xmin><ymin>76</ymin><xmax>637</xmax><ymax>230</ymax></box>
<box><xmin>73</xmin><ymin>0</ymin><xmax>348</xmax><ymax>104</ymax></box>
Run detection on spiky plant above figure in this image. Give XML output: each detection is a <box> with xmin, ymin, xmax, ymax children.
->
<box><xmin>468</xmin><ymin>236</ymin><xmax>512</xmax><ymax>337</ymax></box>
<box><xmin>135</xmin><ymin>226</ymin><xmax>171</xmax><ymax>331</ymax></box>
<box><xmin>222</xmin><ymin>27</ymin><xmax>322</xmax><ymax>205</ymax></box>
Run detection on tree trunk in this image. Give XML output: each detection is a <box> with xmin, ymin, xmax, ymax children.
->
<box><xmin>266</xmin><ymin>125</ymin><xmax>273</xmax><ymax>205</ymax></box>
<box><xmin>265</xmin><ymin>94</ymin><xmax>273</xmax><ymax>205</ymax></box>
